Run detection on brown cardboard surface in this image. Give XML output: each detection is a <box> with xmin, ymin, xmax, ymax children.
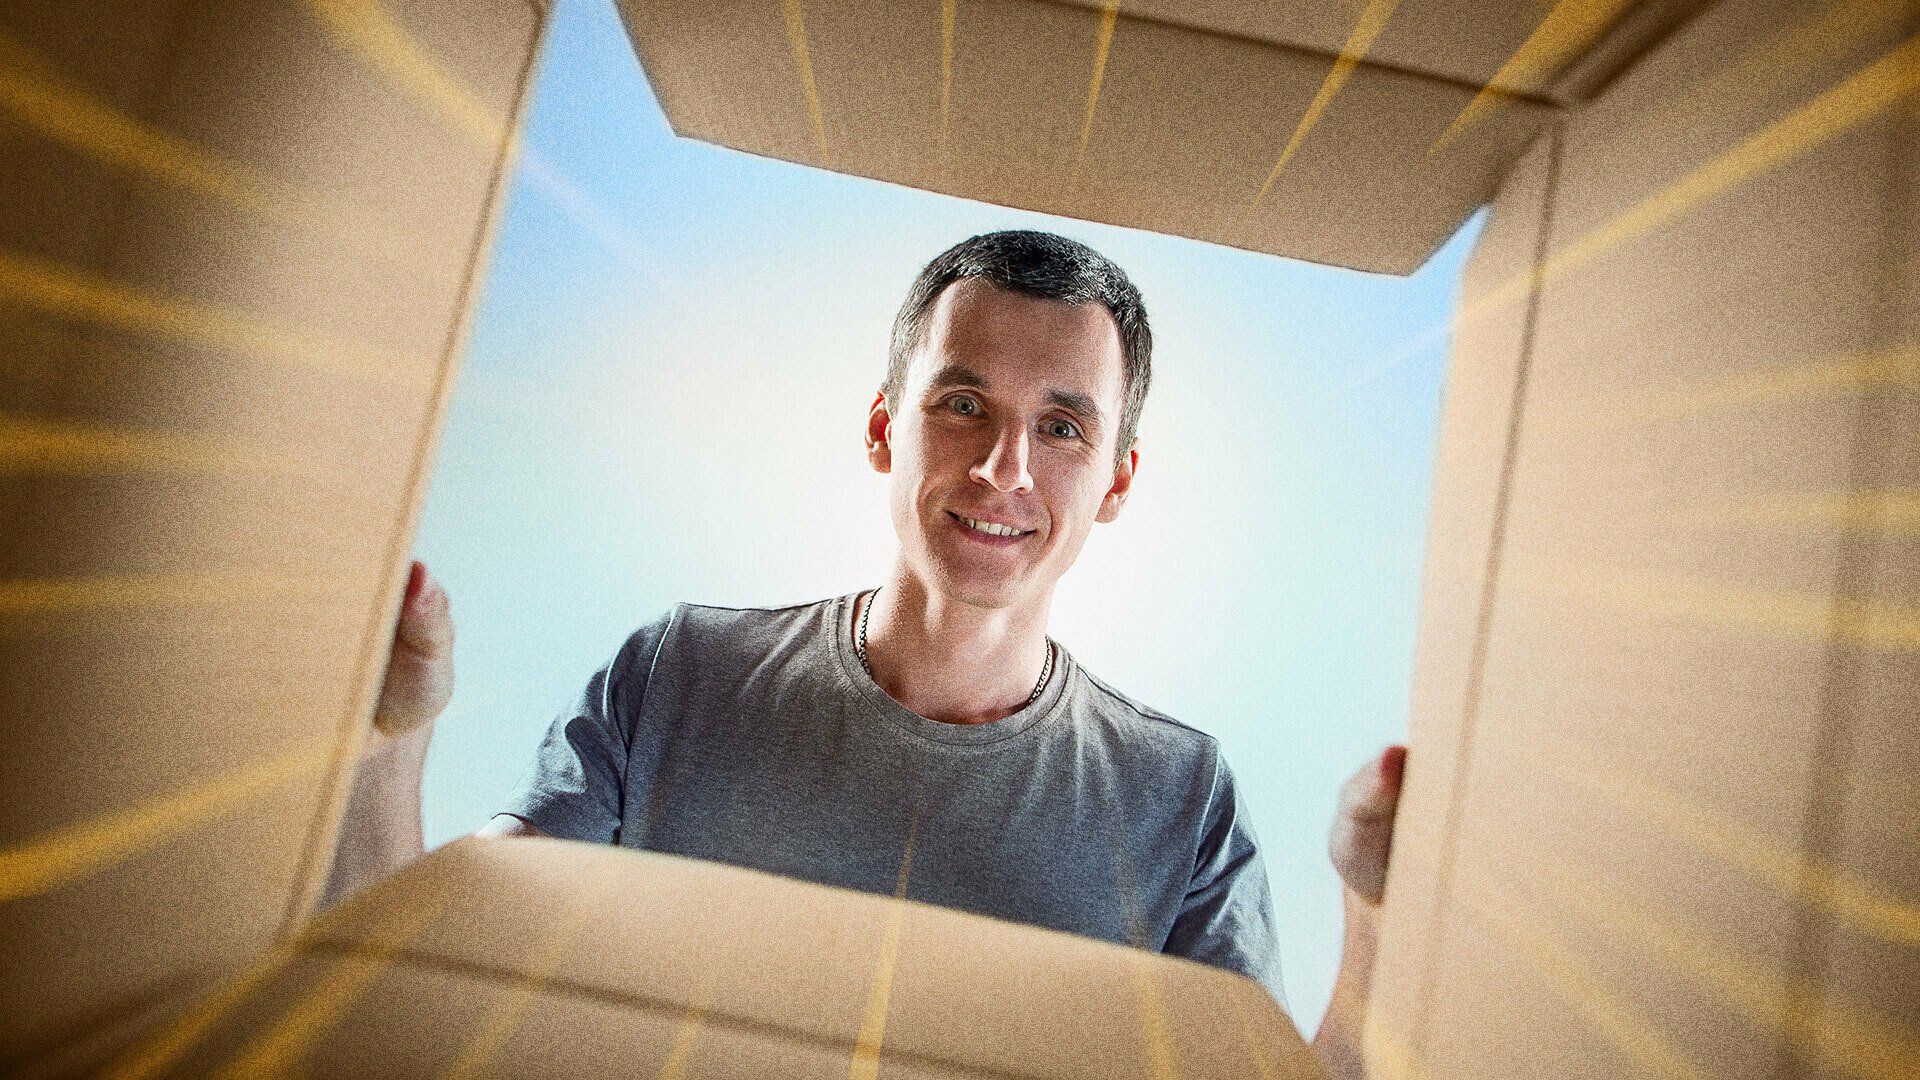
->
<box><xmin>1804</xmin><ymin>13</ymin><xmax>1920</xmax><ymax>1074</ymax></box>
<box><xmin>129</xmin><ymin>958</ymin><xmax>901</xmax><ymax>1080</ymax></box>
<box><xmin>618</xmin><ymin>0</ymin><xmax>1555</xmax><ymax>274</ymax></box>
<box><xmin>1058</xmin><ymin>0</ymin><xmax>1712</xmax><ymax>102</ymax></box>
<box><xmin>1370</xmin><ymin>0</ymin><xmax>1920</xmax><ymax>1076</ymax></box>
<box><xmin>110</xmin><ymin>838</ymin><xmax>1321</xmax><ymax>1079</ymax></box>
<box><xmin>1364</xmin><ymin>127</ymin><xmax>1558</xmax><ymax>1074</ymax></box>
<box><xmin>10</xmin><ymin>2</ymin><xmax>1918</xmax><ymax>1077</ymax></box>
<box><xmin>0</xmin><ymin>0</ymin><xmax>546</xmax><ymax>1065</ymax></box>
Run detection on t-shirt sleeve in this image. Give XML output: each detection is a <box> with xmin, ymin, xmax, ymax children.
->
<box><xmin>499</xmin><ymin>612</ymin><xmax>672</xmax><ymax>843</ymax></box>
<box><xmin>1162</xmin><ymin>750</ymin><xmax>1287</xmax><ymax>1009</ymax></box>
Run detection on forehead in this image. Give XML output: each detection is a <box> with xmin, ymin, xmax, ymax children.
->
<box><xmin>910</xmin><ymin>278</ymin><xmax>1126</xmax><ymax>405</ymax></box>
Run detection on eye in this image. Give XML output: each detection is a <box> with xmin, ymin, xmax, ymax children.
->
<box><xmin>1045</xmin><ymin>418</ymin><xmax>1081</xmax><ymax>440</ymax></box>
<box><xmin>947</xmin><ymin>394</ymin><xmax>981</xmax><ymax>416</ymax></box>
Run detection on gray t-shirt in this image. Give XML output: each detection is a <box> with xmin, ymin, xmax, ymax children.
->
<box><xmin>505</xmin><ymin>591</ymin><xmax>1283</xmax><ymax>1002</ymax></box>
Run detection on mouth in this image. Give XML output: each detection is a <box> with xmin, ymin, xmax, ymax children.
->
<box><xmin>945</xmin><ymin>510</ymin><xmax>1036</xmax><ymax>545</ymax></box>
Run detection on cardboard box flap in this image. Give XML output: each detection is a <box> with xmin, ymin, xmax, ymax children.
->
<box><xmin>617</xmin><ymin>0</ymin><xmax>1596</xmax><ymax>273</ymax></box>
<box><xmin>205</xmin><ymin>837</ymin><xmax>1319</xmax><ymax>1080</ymax></box>
<box><xmin>0</xmin><ymin>0</ymin><xmax>545</xmax><ymax>1065</ymax></box>
<box><xmin>1054</xmin><ymin>0</ymin><xmax>1716</xmax><ymax>102</ymax></box>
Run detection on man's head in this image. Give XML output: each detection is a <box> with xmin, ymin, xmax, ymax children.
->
<box><xmin>882</xmin><ymin>231</ymin><xmax>1152</xmax><ymax>477</ymax></box>
<box><xmin>867</xmin><ymin>231</ymin><xmax>1153</xmax><ymax>611</ymax></box>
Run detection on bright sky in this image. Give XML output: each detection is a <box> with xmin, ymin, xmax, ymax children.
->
<box><xmin>414</xmin><ymin>0</ymin><xmax>1485</xmax><ymax>1034</ymax></box>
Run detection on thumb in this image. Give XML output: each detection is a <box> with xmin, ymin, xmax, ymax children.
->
<box><xmin>372</xmin><ymin>561</ymin><xmax>454</xmax><ymax>740</ymax></box>
<box><xmin>394</xmin><ymin>561</ymin><xmax>452</xmax><ymax>656</ymax></box>
<box><xmin>1339</xmin><ymin>744</ymin><xmax>1407</xmax><ymax>823</ymax></box>
<box><xmin>1329</xmin><ymin>744</ymin><xmax>1408</xmax><ymax>905</ymax></box>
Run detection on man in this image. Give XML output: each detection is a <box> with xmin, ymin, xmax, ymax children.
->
<box><xmin>327</xmin><ymin>230</ymin><xmax>1405</xmax><ymax>1080</ymax></box>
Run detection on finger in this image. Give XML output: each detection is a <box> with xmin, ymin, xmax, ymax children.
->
<box><xmin>1378</xmin><ymin>744</ymin><xmax>1408</xmax><ymax>795</ymax></box>
<box><xmin>1338</xmin><ymin>745</ymin><xmax>1408</xmax><ymax>822</ymax></box>
<box><xmin>403</xmin><ymin>559</ymin><xmax>425</xmax><ymax>605</ymax></box>
<box><xmin>394</xmin><ymin>563</ymin><xmax>453</xmax><ymax>655</ymax></box>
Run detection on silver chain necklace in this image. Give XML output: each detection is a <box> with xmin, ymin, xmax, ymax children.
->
<box><xmin>856</xmin><ymin>587</ymin><xmax>1053</xmax><ymax>707</ymax></box>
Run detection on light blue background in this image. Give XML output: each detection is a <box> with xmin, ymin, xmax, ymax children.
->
<box><xmin>416</xmin><ymin>0</ymin><xmax>1484</xmax><ymax>1034</ymax></box>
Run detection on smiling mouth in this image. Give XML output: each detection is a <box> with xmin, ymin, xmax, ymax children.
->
<box><xmin>946</xmin><ymin>511</ymin><xmax>1035</xmax><ymax>538</ymax></box>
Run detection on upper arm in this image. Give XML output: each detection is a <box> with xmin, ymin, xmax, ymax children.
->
<box><xmin>496</xmin><ymin>613</ymin><xmax>672</xmax><ymax>843</ymax></box>
<box><xmin>1163</xmin><ymin>749</ymin><xmax>1287</xmax><ymax>1004</ymax></box>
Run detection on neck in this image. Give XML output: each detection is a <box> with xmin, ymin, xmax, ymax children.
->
<box><xmin>858</xmin><ymin>572</ymin><xmax>1053</xmax><ymax>725</ymax></box>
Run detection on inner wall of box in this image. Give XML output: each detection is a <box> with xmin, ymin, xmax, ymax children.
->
<box><xmin>1371</xmin><ymin>2</ymin><xmax>1920</xmax><ymax>1077</ymax></box>
<box><xmin>0</xmin><ymin>0</ymin><xmax>550</xmax><ymax>1064</ymax></box>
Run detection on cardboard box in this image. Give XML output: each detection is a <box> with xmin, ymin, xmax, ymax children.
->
<box><xmin>5</xmin><ymin>1</ymin><xmax>1915</xmax><ymax>1077</ymax></box>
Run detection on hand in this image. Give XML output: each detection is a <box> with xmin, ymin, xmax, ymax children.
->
<box><xmin>1328</xmin><ymin>744</ymin><xmax>1407</xmax><ymax>906</ymax></box>
<box><xmin>369</xmin><ymin>560</ymin><xmax>454</xmax><ymax>749</ymax></box>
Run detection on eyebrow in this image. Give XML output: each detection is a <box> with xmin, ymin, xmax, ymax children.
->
<box><xmin>925</xmin><ymin>364</ymin><xmax>1107</xmax><ymax>431</ymax></box>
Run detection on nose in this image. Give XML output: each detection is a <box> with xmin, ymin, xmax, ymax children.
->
<box><xmin>969</xmin><ymin>419</ymin><xmax>1034</xmax><ymax>494</ymax></box>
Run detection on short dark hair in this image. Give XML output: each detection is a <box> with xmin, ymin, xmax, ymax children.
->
<box><xmin>884</xmin><ymin>230</ymin><xmax>1151</xmax><ymax>475</ymax></box>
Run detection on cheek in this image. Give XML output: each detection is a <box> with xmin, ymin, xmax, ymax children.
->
<box><xmin>904</xmin><ymin>426</ymin><xmax>967</xmax><ymax>475</ymax></box>
<box><xmin>884</xmin><ymin>421</ymin><xmax>926</xmax><ymax>469</ymax></box>
<box><xmin>1039</xmin><ymin>465</ymin><xmax>1107</xmax><ymax>520</ymax></box>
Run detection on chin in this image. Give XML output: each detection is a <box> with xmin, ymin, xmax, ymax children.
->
<box><xmin>947</xmin><ymin>580</ymin><xmax>1023</xmax><ymax>610</ymax></box>
<box><xmin>914</xmin><ymin>557</ymin><xmax>995</xmax><ymax>598</ymax></box>
<box><xmin>897</xmin><ymin>506</ymin><xmax>1050</xmax><ymax>608</ymax></box>
<box><xmin>918</xmin><ymin>554</ymin><xmax>1027</xmax><ymax>610</ymax></box>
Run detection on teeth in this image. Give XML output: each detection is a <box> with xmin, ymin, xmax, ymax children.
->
<box><xmin>960</xmin><ymin>515</ymin><xmax>1024</xmax><ymax>537</ymax></box>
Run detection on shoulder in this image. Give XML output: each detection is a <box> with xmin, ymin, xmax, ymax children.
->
<box><xmin>602</xmin><ymin>595</ymin><xmax>842</xmax><ymax>713</ymax></box>
<box><xmin>629</xmin><ymin>594</ymin><xmax>843</xmax><ymax>671</ymax></box>
<box><xmin>1068</xmin><ymin>660</ymin><xmax>1223</xmax><ymax>773</ymax></box>
<box><xmin>1063</xmin><ymin>660</ymin><xmax>1250</xmax><ymax>852</ymax></box>
<box><xmin>601</xmin><ymin>594</ymin><xmax>832</xmax><ymax>669</ymax></box>
<box><xmin>662</xmin><ymin>593</ymin><xmax>836</xmax><ymax>640</ymax></box>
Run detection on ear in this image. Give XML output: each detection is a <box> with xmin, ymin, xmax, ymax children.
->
<box><xmin>1095</xmin><ymin>439</ymin><xmax>1138</xmax><ymax>523</ymax></box>
<box><xmin>866</xmin><ymin>390</ymin><xmax>892</xmax><ymax>474</ymax></box>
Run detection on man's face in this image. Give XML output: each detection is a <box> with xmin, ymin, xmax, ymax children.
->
<box><xmin>867</xmin><ymin>278</ymin><xmax>1137</xmax><ymax>611</ymax></box>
